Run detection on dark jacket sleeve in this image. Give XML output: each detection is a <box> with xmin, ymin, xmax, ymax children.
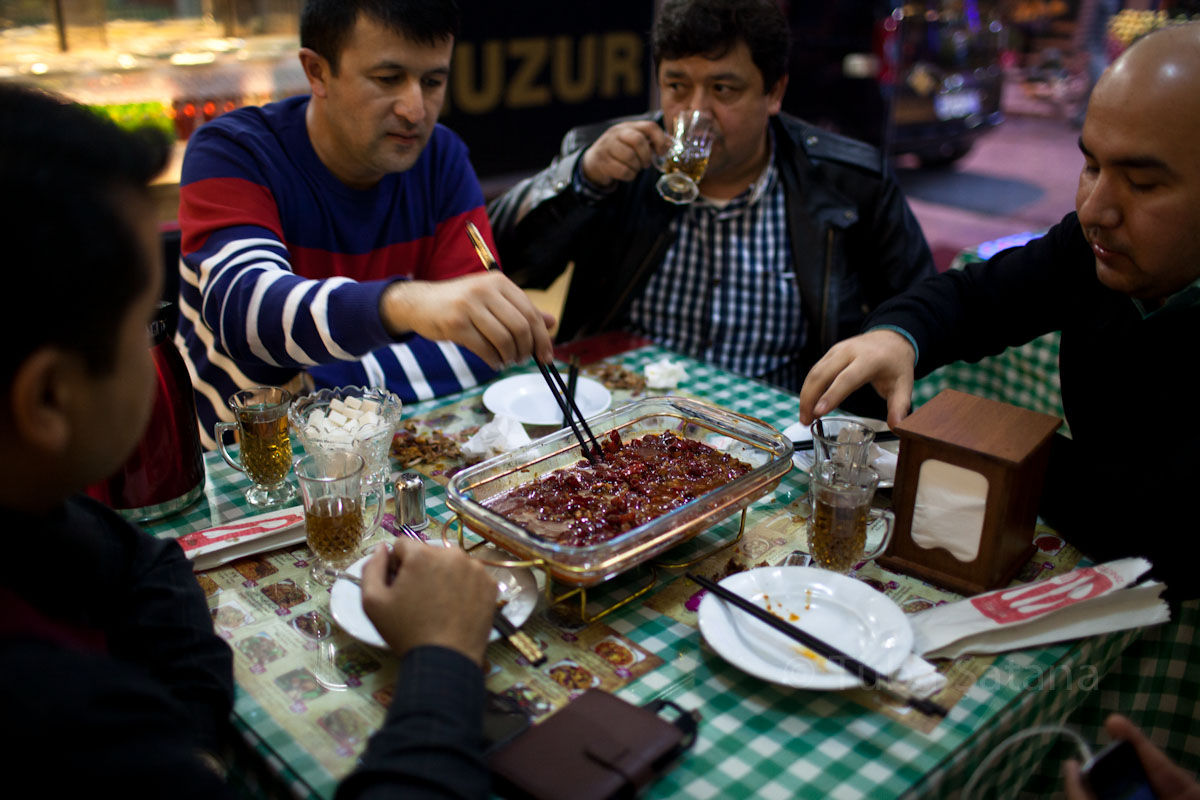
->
<box><xmin>0</xmin><ymin>638</ymin><xmax>235</xmax><ymax>798</ymax></box>
<box><xmin>78</xmin><ymin>498</ymin><xmax>235</xmax><ymax>755</ymax></box>
<box><xmin>488</xmin><ymin>122</ymin><xmax>632</xmax><ymax>291</ymax></box>
<box><xmin>858</xmin><ymin>167</ymin><xmax>937</xmax><ymax>310</ymax></box>
<box><xmin>336</xmin><ymin>646</ymin><xmax>489</xmax><ymax>800</ymax></box>
<box><xmin>865</xmin><ymin>212</ymin><xmax>1088</xmax><ymax>376</ymax></box>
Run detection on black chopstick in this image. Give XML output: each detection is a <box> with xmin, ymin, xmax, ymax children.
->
<box><xmin>463</xmin><ymin>220</ymin><xmax>600</xmax><ymax>464</ymax></box>
<box><xmin>686</xmin><ymin>572</ymin><xmax>948</xmax><ymax>717</ymax></box>
<box><xmin>535</xmin><ymin>359</ymin><xmax>600</xmax><ymax>463</ymax></box>
<box><xmin>547</xmin><ymin>362</ymin><xmax>602</xmax><ymax>455</ymax></box>
<box><xmin>563</xmin><ymin>355</ymin><xmax>579</xmax><ymax>428</ymax></box>
<box><xmin>792</xmin><ymin>430</ymin><xmax>899</xmax><ymax>451</ymax></box>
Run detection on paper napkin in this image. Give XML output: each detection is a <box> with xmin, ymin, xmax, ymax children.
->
<box><xmin>644</xmin><ymin>358</ymin><xmax>689</xmax><ymax>389</ymax></box>
<box><xmin>462</xmin><ymin>413</ymin><xmax>532</xmax><ymax>461</ymax></box>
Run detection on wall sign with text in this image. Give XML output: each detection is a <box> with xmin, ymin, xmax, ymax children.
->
<box><xmin>441</xmin><ymin>1</ymin><xmax>655</xmax><ymax>185</ymax></box>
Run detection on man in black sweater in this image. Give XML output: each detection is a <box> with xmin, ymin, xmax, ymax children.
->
<box><xmin>799</xmin><ymin>23</ymin><xmax>1200</xmax><ymax>602</ymax></box>
<box><xmin>0</xmin><ymin>82</ymin><xmax>497</xmax><ymax>798</ymax></box>
<box><xmin>799</xmin><ymin>26</ymin><xmax>1200</xmax><ymax>793</ymax></box>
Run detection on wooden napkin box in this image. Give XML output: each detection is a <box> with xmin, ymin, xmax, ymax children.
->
<box><xmin>879</xmin><ymin>390</ymin><xmax>1061</xmax><ymax>595</ymax></box>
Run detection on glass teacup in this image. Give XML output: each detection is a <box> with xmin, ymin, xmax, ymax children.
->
<box><xmin>807</xmin><ymin>462</ymin><xmax>894</xmax><ymax>574</ymax></box>
<box><xmin>654</xmin><ymin>109</ymin><xmax>716</xmax><ymax>204</ymax></box>
<box><xmin>215</xmin><ymin>386</ymin><xmax>297</xmax><ymax>507</ymax></box>
<box><xmin>295</xmin><ymin>451</ymin><xmax>385</xmax><ymax>585</ymax></box>
<box><xmin>810</xmin><ymin>418</ymin><xmax>876</xmax><ymax>476</ymax></box>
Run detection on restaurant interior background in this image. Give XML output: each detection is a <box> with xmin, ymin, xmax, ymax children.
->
<box><xmin>2</xmin><ymin>0</ymin><xmax>1199</xmax><ymax>307</ymax></box>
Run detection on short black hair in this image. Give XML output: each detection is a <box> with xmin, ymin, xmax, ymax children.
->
<box><xmin>301</xmin><ymin>0</ymin><xmax>460</xmax><ymax>74</ymax></box>
<box><xmin>652</xmin><ymin>0</ymin><xmax>791</xmax><ymax>91</ymax></box>
<box><xmin>0</xmin><ymin>84</ymin><xmax>169</xmax><ymax>384</ymax></box>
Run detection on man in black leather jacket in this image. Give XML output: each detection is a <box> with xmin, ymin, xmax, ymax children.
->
<box><xmin>489</xmin><ymin>0</ymin><xmax>934</xmax><ymax>416</ymax></box>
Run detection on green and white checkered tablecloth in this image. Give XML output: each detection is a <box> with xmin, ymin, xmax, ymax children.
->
<box><xmin>147</xmin><ymin>345</ymin><xmax>1172</xmax><ymax>799</ymax></box>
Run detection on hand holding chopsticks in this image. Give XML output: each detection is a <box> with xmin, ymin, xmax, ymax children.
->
<box><xmin>466</xmin><ymin>222</ymin><xmax>602</xmax><ymax>463</ymax></box>
<box><xmin>687</xmin><ymin>572</ymin><xmax>948</xmax><ymax>717</ymax></box>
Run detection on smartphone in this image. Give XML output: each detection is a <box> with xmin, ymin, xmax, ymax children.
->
<box><xmin>1082</xmin><ymin>739</ymin><xmax>1159</xmax><ymax>800</ymax></box>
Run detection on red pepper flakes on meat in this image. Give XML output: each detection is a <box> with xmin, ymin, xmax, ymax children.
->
<box><xmin>483</xmin><ymin>431</ymin><xmax>752</xmax><ymax>547</ymax></box>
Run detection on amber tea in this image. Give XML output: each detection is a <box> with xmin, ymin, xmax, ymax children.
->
<box><xmin>809</xmin><ymin>494</ymin><xmax>869</xmax><ymax>574</ymax></box>
<box><xmin>664</xmin><ymin>148</ymin><xmax>710</xmax><ymax>184</ymax></box>
<box><xmin>294</xmin><ymin>450</ymin><xmax>385</xmax><ymax>584</ymax></box>
<box><xmin>216</xmin><ymin>386</ymin><xmax>297</xmax><ymax>508</ymax></box>
<box><xmin>239</xmin><ymin>412</ymin><xmax>292</xmax><ymax>487</ymax></box>
<box><xmin>305</xmin><ymin>495</ymin><xmax>364</xmax><ymax>570</ymax></box>
<box><xmin>806</xmin><ymin>463</ymin><xmax>894</xmax><ymax>574</ymax></box>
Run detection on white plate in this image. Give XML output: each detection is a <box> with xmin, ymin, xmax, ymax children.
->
<box><xmin>329</xmin><ymin>552</ymin><xmax>538</xmax><ymax>648</ymax></box>
<box><xmin>697</xmin><ymin>566</ymin><xmax>913</xmax><ymax>690</ymax></box>
<box><xmin>482</xmin><ymin>373</ymin><xmax>612</xmax><ymax>426</ymax></box>
<box><xmin>783</xmin><ymin>417</ymin><xmax>898</xmax><ymax>489</ymax></box>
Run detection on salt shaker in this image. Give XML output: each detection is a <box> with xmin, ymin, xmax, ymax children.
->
<box><xmin>393</xmin><ymin>473</ymin><xmax>429</xmax><ymax>531</ymax></box>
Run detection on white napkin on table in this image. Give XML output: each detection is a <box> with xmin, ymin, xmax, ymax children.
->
<box><xmin>644</xmin><ymin>358</ymin><xmax>689</xmax><ymax>389</ymax></box>
<box><xmin>893</xmin><ymin>654</ymin><xmax>947</xmax><ymax>698</ymax></box>
<box><xmin>462</xmin><ymin>414</ymin><xmax>531</xmax><ymax>460</ymax></box>
<box><xmin>869</xmin><ymin>442</ymin><xmax>898</xmax><ymax>482</ymax></box>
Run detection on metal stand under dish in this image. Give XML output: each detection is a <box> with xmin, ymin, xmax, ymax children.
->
<box><xmin>442</xmin><ymin>509</ymin><xmax>747</xmax><ymax>623</ymax></box>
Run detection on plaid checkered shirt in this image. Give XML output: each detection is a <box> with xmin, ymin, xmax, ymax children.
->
<box><xmin>624</xmin><ymin>148</ymin><xmax>806</xmax><ymax>387</ymax></box>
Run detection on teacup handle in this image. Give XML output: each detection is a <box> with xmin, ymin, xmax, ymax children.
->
<box><xmin>363</xmin><ymin>480</ymin><xmax>386</xmax><ymax>536</ymax></box>
<box><xmin>214</xmin><ymin>421</ymin><xmax>246</xmax><ymax>474</ymax></box>
<box><xmin>862</xmin><ymin>508</ymin><xmax>895</xmax><ymax>562</ymax></box>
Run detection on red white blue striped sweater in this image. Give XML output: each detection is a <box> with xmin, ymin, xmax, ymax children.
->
<box><xmin>176</xmin><ymin>95</ymin><xmax>497</xmax><ymax>447</ymax></box>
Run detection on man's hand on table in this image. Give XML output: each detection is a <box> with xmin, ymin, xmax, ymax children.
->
<box><xmin>360</xmin><ymin>539</ymin><xmax>497</xmax><ymax>668</ymax></box>
<box><xmin>580</xmin><ymin>120</ymin><xmax>668</xmax><ymax>189</ymax></box>
<box><xmin>798</xmin><ymin>329</ymin><xmax>917</xmax><ymax>430</ymax></box>
<box><xmin>380</xmin><ymin>271</ymin><xmax>556</xmax><ymax>370</ymax></box>
<box><xmin>1063</xmin><ymin>714</ymin><xmax>1200</xmax><ymax>800</ymax></box>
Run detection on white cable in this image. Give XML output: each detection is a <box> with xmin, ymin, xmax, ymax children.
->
<box><xmin>962</xmin><ymin>723</ymin><xmax>1094</xmax><ymax>800</ymax></box>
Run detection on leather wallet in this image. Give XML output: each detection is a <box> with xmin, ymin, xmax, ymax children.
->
<box><xmin>488</xmin><ymin>689</ymin><xmax>697</xmax><ymax>800</ymax></box>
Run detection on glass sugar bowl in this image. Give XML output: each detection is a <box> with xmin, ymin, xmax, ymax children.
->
<box><xmin>289</xmin><ymin>386</ymin><xmax>403</xmax><ymax>489</ymax></box>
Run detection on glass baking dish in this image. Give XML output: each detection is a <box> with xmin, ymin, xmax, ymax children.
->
<box><xmin>445</xmin><ymin>396</ymin><xmax>792</xmax><ymax>587</ymax></box>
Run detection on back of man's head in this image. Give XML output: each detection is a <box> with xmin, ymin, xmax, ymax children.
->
<box><xmin>0</xmin><ymin>84</ymin><xmax>169</xmax><ymax>387</ymax></box>
<box><xmin>300</xmin><ymin>0</ymin><xmax>460</xmax><ymax>75</ymax></box>
<box><xmin>652</xmin><ymin>0</ymin><xmax>791</xmax><ymax>90</ymax></box>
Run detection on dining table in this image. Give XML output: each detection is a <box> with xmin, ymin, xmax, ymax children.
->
<box><xmin>144</xmin><ymin>338</ymin><xmax>1150</xmax><ymax>800</ymax></box>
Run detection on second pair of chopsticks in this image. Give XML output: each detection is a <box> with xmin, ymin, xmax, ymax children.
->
<box><xmin>465</xmin><ymin>221</ymin><xmax>602</xmax><ymax>463</ymax></box>
<box><xmin>687</xmin><ymin>572</ymin><xmax>948</xmax><ymax>717</ymax></box>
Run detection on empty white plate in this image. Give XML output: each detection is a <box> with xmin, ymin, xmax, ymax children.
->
<box><xmin>482</xmin><ymin>373</ymin><xmax>612</xmax><ymax>426</ymax></box>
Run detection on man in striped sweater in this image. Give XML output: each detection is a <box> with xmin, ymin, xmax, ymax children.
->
<box><xmin>177</xmin><ymin>0</ymin><xmax>553</xmax><ymax>447</ymax></box>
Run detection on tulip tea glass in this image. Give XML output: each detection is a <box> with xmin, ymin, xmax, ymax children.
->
<box><xmin>810</xmin><ymin>418</ymin><xmax>876</xmax><ymax>476</ymax></box>
<box><xmin>295</xmin><ymin>451</ymin><xmax>385</xmax><ymax>585</ymax></box>
<box><xmin>807</xmin><ymin>462</ymin><xmax>894</xmax><ymax>574</ymax></box>
<box><xmin>655</xmin><ymin>109</ymin><xmax>715</xmax><ymax>204</ymax></box>
<box><xmin>215</xmin><ymin>387</ymin><xmax>297</xmax><ymax>507</ymax></box>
